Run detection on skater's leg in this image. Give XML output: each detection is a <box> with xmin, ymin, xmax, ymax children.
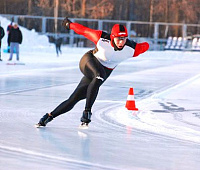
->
<box><xmin>36</xmin><ymin>76</ymin><xmax>91</xmax><ymax>127</ymax></box>
<box><xmin>8</xmin><ymin>42</ymin><xmax>14</xmax><ymax>60</ymax></box>
<box><xmin>15</xmin><ymin>43</ymin><xmax>19</xmax><ymax>61</ymax></box>
<box><xmin>58</xmin><ymin>44</ymin><xmax>62</xmax><ymax>54</ymax></box>
<box><xmin>59</xmin><ymin>45</ymin><xmax>62</xmax><ymax>54</ymax></box>
<box><xmin>51</xmin><ymin>50</ymin><xmax>108</xmax><ymax>117</ymax></box>
<box><xmin>79</xmin><ymin>61</ymin><xmax>106</xmax><ymax>124</ymax></box>
<box><xmin>7</xmin><ymin>39</ymin><xmax>10</xmax><ymax>53</ymax></box>
<box><xmin>56</xmin><ymin>45</ymin><xmax>59</xmax><ymax>56</ymax></box>
<box><xmin>79</xmin><ymin>55</ymin><xmax>112</xmax><ymax>124</ymax></box>
<box><xmin>83</xmin><ymin>59</ymin><xmax>110</xmax><ymax>110</ymax></box>
<box><xmin>50</xmin><ymin>76</ymin><xmax>91</xmax><ymax>118</ymax></box>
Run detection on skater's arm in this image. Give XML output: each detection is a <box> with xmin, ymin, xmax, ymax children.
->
<box><xmin>70</xmin><ymin>23</ymin><xmax>102</xmax><ymax>45</ymax></box>
<box><xmin>62</xmin><ymin>17</ymin><xmax>101</xmax><ymax>45</ymax></box>
<box><xmin>133</xmin><ymin>42</ymin><xmax>149</xmax><ymax>57</ymax></box>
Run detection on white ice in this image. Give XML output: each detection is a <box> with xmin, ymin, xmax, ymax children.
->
<box><xmin>1</xmin><ymin>16</ymin><xmax>200</xmax><ymax>170</ymax></box>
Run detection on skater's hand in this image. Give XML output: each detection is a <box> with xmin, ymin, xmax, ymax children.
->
<box><xmin>62</xmin><ymin>17</ymin><xmax>72</xmax><ymax>30</ymax></box>
<box><xmin>133</xmin><ymin>42</ymin><xmax>149</xmax><ymax>57</ymax></box>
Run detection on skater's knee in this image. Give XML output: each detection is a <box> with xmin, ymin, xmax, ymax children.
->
<box><xmin>96</xmin><ymin>75</ymin><xmax>104</xmax><ymax>82</ymax></box>
<box><xmin>95</xmin><ymin>72</ymin><xmax>106</xmax><ymax>82</ymax></box>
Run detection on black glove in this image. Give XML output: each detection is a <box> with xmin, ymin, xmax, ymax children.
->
<box><xmin>62</xmin><ymin>17</ymin><xmax>72</xmax><ymax>30</ymax></box>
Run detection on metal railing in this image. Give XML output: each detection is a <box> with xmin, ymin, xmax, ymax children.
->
<box><xmin>1</xmin><ymin>14</ymin><xmax>200</xmax><ymax>50</ymax></box>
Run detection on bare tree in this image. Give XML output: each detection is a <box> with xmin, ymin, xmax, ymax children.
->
<box><xmin>81</xmin><ymin>0</ymin><xmax>86</xmax><ymax>17</ymax></box>
<box><xmin>54</xmin><ymin>0</ymin><xmax>59</xmax><ymax>33</ymax></box>
<box><xmin>2</xmin><ymin>0</ymin><xmax>199</xmax><ymax>23</ymax></box>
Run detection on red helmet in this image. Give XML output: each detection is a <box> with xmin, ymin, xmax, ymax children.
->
<box><xmin>111</xmin><ymin>24</ymin><xmax>128</xmax><ymax>37</ymax></box>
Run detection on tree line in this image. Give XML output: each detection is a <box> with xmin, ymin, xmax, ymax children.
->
<box><xmin>1</xmin><ymin>0</ymin><xmax>200</xmax><ymax>24</ymax></box>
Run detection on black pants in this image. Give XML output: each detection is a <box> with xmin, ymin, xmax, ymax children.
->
<box><xmin>51</xmin><ymin>50</ymin><xmax>113</xmax><ymax>118</ymax></box>
<box><xmin>0</xmin><ymin>41</ymin><xmax>1</xmax><ymax>58</ymax></box>
<box><xmin>56</xmin><ymin>44</ymin><xmax>61</xmax><ymax>55</ymax></box>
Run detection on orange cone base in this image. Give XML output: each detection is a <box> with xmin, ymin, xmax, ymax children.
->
<box><xmin>126</xmin><ymin>107</ymin><xmax>139</xmax><ymax>111</ymax></box>
<box><xmin>125</xmin><ymin>101</ymin><xmax>138</xmax><ymax>111</ymax></box>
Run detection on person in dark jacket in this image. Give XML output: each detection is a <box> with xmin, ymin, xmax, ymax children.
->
<box><xmin>7</xmin><ymin>22</ymin><xmax>13</xmax><ymax>52</ymax></box>
<box><xmin>8</xmin><ymin>23</ymin><xmax>22</xmax><ymax>61</ymax></box>
<box><xmin>55</xmin><ymin>35</ymin><xmax>63</xmax><ymax>56</ymax></box>
<box><xmin>0</xmin><ymin>22</ymin><xmax>5</xmax><ymax>61</ymax></box>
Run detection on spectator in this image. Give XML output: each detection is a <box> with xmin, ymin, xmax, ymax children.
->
<box><xmin>55</xmin><ymin>34</ymin><xmax>63</xmax><ymax>56</ymax></box>
<box><xmin>7</xmin><ymin>21</ymin><xmax>13</xmax><ymax>52</ymax></box>
<box><xmin>8</xmin><ymin>23</ymin><xmax>22</xmax><ymax>61</ymax></box>
<box><xmin>0</xmin><ymin>21</ymin><xmax>5</xmax><ymax>61</ymax></box>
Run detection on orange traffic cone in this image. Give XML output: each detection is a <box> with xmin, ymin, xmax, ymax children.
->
<box><xmin>125</xmin><ymin>87</ymin><xmax>138</xmax><ymax>111</ymax></box>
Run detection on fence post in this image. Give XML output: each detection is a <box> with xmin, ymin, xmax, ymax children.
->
<box><xmin>14</xmin><ymin>15</ymin><xmax>18</xmax><ymax>24</ymax></box>
<box><xmin>154</xmin><ymin>23</ymin><xmax>159</xmax><ymax>50</ymax></box>
<box><xmin>42</xmin><ymin>17</ymin><xmax>46</xmax><ymax>34</ymax></box>
<box><xmin>69</xmin><ymin>19</ymin><xmax>75</xmax><ymax>47</ymax></box>
<box><xmin>98</xmin><ymin>20</ymin><xmax>103</xmax><ymax>30</ymax></box>
<box><xmin>182</xmin><ymin>24</ymin><xmax>187</xmax><ymax>38</ymax></box>
<box><xmin>126</xmin><ymin>22</ymin><xmax>131</xmax><ymax>39</ymax></box>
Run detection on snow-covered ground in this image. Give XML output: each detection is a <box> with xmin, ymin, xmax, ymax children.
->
<box><xmin>1</xmin><ymin>15</ymin><xmax>200</xmax><ymax>170</ymax></box>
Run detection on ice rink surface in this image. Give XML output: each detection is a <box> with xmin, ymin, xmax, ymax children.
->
<box><xmin>0</xmin><ymin>47</ymin><xmax>200</xmax><ymax>170</ymax></box>
<box><xmin>1</xmin><ymin>14</ymin><xmax>200</xmax><ymax>170</ymax></box>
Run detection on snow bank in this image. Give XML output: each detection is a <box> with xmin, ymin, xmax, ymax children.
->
<box><xmin>0</xmin><ymin>15</ymin><xmax>51</xmax><ymax>52</ymax></box>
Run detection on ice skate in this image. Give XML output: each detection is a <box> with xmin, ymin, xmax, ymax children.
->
<box><xmin>35</xmin><ymin>113</ymin><xmax>53</xmax><ymax>128</ymax></box>
<box><xmin>79</xmin><ymin>110</ymin><xmax>92</xmax><ymax>129</ymax></box>
<box><xmin>79</xmin><ymin>122</ymin><xmax>89</xmax><ymax>129</ymax></box>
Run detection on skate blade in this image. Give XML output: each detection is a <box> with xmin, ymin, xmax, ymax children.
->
<box><xmin>34</xmin><ymin>124</ymin><xmax>45</xmax><ymax>128</ymax></box>
<box><xmin>79</xmin><ymin>123</ymin><xmax>89</xmax><ymax>129</ymax></box>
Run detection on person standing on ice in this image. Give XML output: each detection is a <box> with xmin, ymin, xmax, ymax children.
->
<box><xmin>36</xmin><ymin>17</ymin><xmax>149</xmax><ymax>127</ymax></box>
<box><xmin>8</xmin><ymin>23</ymin><xmax>22</xmax><ymax>61</ymax></box>
<box><xmin>0</xmin><ymin>21</ymin><xmax>5</xmax><ymax>61</ymax></box>
<box><xmin>54</xmin><ymin>33</ymin><xmax>63</xmax><ymax>56</ymax></box>
<box><xmin>7</xmin><ymin>21</ymin><xmax>13</xmax><ymax>52</ymax></box>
